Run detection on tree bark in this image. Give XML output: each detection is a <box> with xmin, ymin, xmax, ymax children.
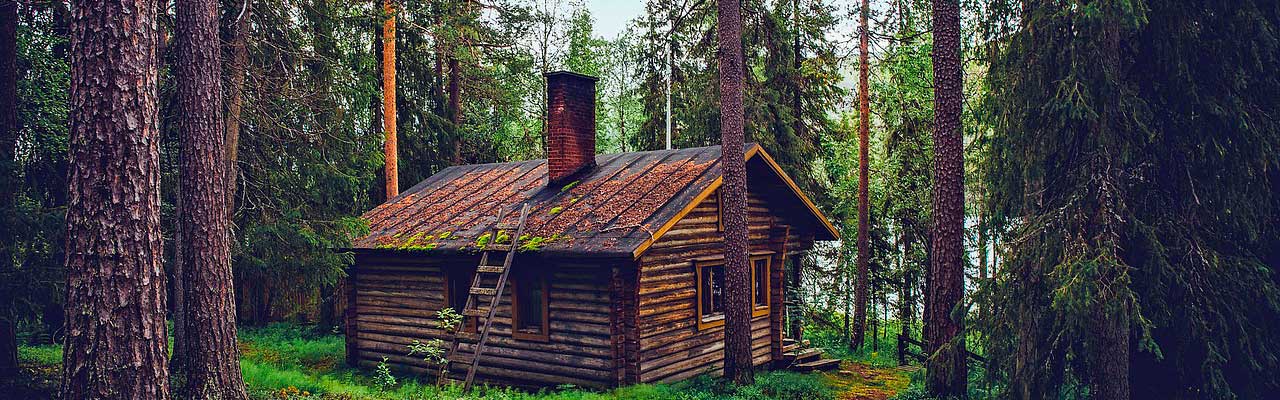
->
<box><xmin>63</xmin><ymin>0</ymin><xmax>170</xmax><ymax>397</ymax></box>
<box><xmin>852</xmin><ymin>0</ymin><xmax>871</xmax><ymax>351</ymax></box>
<box><xmin>1089</xmin><ymin>12</ymin><xmax>1130</xmax><ymax>400</ymax></box>
<box><xmin>225</xmin><ymin>0</ymin><xmax>249</xmax><ymax>216</ymax></box>
<box><xmin>717</xmin><ymin>0</ymin><xmax>753</xmax><ymax>385</ymax></box>
<box><xmin>925</xmin><ymin>0</ymin><xmax>967</xmax><ymax>396</ymax></box>
<box><xmin>448</xmin><ymin>55</ymin><xmax>462</xmax><ymax>164</ymax></box>
<box><xmin>0</xmin><ymin>0</ymin><xmax>19</xmax><ymax>378</ymax></box>
<box><xmin>382</xmin><ymin>0</ymin><xmax>398</xmax><ymax>198</ymax></box>
<box><xmin>174</xmin><ymin>0</ymin><xmax>249</xmax><ymax>396</ymax></box>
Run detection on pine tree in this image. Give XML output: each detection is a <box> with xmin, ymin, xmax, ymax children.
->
<box><xmin>718</xmin><ymin>0</ymin><xmax>754</xmax><ymax>385</ymax></box>
<box><xmin>924</xmin><ymin>0</ymin><xmax>966</xmax><ymax>396</ymax></box>
<box><xmin>173</xmin><ymin>0</ymin><xmax>249</xmax><ymax>396</ymax></box>
<box><xmin>852</xmin><ymin>0</ymin><xmax>871</xmax><ymax>350</ymax></box>
<box><xmin>383</xmin><ymin>0</ymin><xmax>399</xmax><ymax>198</ymax></box>
<box><xmin>62</xmin><ymin>0</ymin><xmax>169</xmax><ymax>397</ymax></box>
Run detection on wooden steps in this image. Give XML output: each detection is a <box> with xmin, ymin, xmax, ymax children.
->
<box><xmin>780</xmin><ymin>338</ymin><xmax>841</xmax><ymax>373</ymax></box>
<box><xmin>792</xmin><ymin>358</ymin><xmax>841</xmax><ymax>372</ymax></box>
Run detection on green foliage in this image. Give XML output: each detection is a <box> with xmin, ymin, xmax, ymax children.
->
<box><xmin>1</xmin><ymin>1</ymin><xmax>69</xmax><ymax>339</ymax></box>
<box><xmin>373</xmin><ymin>359</ymin><xmax>397</xmax><ymax>392</ymax></box>
<box><xmin>977</xmin><ymin>0</ymin><xmax>1280</xmax><ymax>398</ymax></box>
<box><xmin>16</xmin><ymin>343</ymin><xmax>62</xmax><ymax>367</ymax></box>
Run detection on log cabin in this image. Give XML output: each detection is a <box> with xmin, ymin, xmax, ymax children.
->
<box><xmin>341</xmin><ymin>71</ymin><xmax>841</xmax><ymax>389</ymax></box>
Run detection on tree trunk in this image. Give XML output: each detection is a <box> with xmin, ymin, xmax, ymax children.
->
<box><xmin>382</xmin><ymin>0</ymin><xmax>398</xmax><ymax>198</ymax></box>
<box><xmin>925</xmin><ymin>0</ymin><xmax>967</xmax><ymax>396</ymax></box>
<box><xmin>1089</xmin><ymin>13</ymin><xmax>1130</xmax><ymax>400</ymax></box>
<box><xmin>448</xmin><ymin>56</ymin><xmax>464</xmax><ymax>164</ymax></box>
<box><xmin>791</xmin><ymin>0</ymin><xmax>803</xmax><ymax>144</ymax></box>
<box><xmin>0</xmin><ymin>0</ymin><xmax>19</xmax><ymax>379</ymax></box>
<box><xmin>63</xmin><ymin>0</ymin><xmax>170</xmax><ymax>397</ymax></box>
<box><xmin>717</xmin><ymin>0</ymin><xmax>752</xmax><ymax>385</ymax></box>
<box><xmin>171</xmin><ymin>176</ymin><xmax>187</xmax><ymax>368</ymax></box>
<box><xmin>174</xmin><ymin>0</ymin><xmax>249</xmax><ymax>397</ymax></box>
<box><xmin>225</xmin><ymin>0</ymin><xmax>249</xmax><ymax>217</ymax></box>
<box><xmin>852</xmin><ymin>0</ymin><xmax>871</xmax><ymax>351</ymax></box>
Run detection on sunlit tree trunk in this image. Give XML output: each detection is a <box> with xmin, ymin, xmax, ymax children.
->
<box><xmin>382</xmin><ymin>0</ymin><xmax>398</xmax><ymax>198</ymax></box>
<box><xmin>63</xmin><ymin>0</ymin><xmax>169</xmax><ymax>397</ymax></box>
<box><xmin>718</xmin><ymin>0</ymin><xmax>753</xmax><ymax>385</ymax></box>
<box><xmin>925</xmin><ymin>0</ymin><xmax>967</xmax><ymax>396</ymax></box>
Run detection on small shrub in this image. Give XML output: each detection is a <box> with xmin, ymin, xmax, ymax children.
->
<box><xmin>373</xmin><ymin>358</ymin><xmax>396</xmax><ymax>393</ymax></box>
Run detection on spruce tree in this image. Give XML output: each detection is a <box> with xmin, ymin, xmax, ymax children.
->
<box><xmin>979</xmin><ymin>1</ymin><xmax>1280</xmax><ymax>398</ymax></box>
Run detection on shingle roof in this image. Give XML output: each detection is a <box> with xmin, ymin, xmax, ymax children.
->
<box><xmin>349</xmin><ymin>144</ymin><xmax>838</xmax><ymax>258</ymax></box>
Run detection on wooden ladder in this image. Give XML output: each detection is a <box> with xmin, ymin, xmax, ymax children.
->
<box><xmin>443</xmin><ymin>203</ymin><xmax>530</xmax><ymax>391</ymax></box>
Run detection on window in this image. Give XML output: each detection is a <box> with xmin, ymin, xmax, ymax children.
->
<box><xmin>696</xmin><ymin>262</ymin><xmax>726</xmax><ymax>330</ymax></box>
<box><xmin>751</xmin><ymin>257</ymin><xmax>770</xmax><ymax>317</ymax></box>
<box><xmin>511</xmin><ymin>268</ymin><xmax>549</xmax><ymax>341</ymax></box>
<box><xmin>696</xmin><ymin>255</ymin><xmax>772</xmax><ymax>330</ymax></box>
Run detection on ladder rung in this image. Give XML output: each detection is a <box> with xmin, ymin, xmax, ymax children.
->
<box><xmin>450</xmin><ymin>353</ymin><xmax>475</xmax><ymax>365</ymax></box>
<box><xmin>485</xmin><ymin>244</ymin><xmax>514</xmax><ymax>252</ymax></box>
<box><xmin>476</xmin><ymin>265</ymin><xmax>505</xmax><ymax>274</ymax></box>
<box><xmin>469</xmin><ymin>287</ymin><xmax>496</xmax><ymax>296</ymax></box>
<box><xmin>462</xmin><ymin>308</ymin><xmax>491</xmax><ymax>317</ymax></box>
<box><xmin>455</xmin><ymin>331</ymin><xmax>480</xmax><ymax>342</ymax></box>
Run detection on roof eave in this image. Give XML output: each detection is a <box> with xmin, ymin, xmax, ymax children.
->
<box><xmin>629</xmin><ymin>144</ymin><xmax>841</xmax><ymax>259</ymax></box>
<box><xmin>337</xmin><ymin>246</ymin><xmax>635</xmax><ymax>260</ymax></box>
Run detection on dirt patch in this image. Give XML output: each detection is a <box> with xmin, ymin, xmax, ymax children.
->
<box><xmin>822</xmin><ymin>362</ymin><xmax>915</xmax><ymax>400</ymax></box>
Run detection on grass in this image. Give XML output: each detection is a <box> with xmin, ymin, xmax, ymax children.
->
<box><xmin>8</xmin><ymin>323</ymin><xmax>912</xmax><ymax>400</ymax></box>
<box><xmin>804</xmin><ymin>321</ymin><xmax>910</xmax><ymax>368</ymax></box>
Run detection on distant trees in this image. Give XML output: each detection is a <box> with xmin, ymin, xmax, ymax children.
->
<box><xmin>172</xmin><ymin>0</ymin><xmax>248</xmax><ymax>396</ymax></box>
<box><xmin>0</xmin><ymin>0</ymin><xmax>17</xmax><ymax>379</ymax></box>
<box><xmin>924</xmin><ymin>0</ymin><xmax>966</xmax><ymax>396</ymax></box>
<box><xmin>62</xmin><ymin>0</ymin><xmax>169</xmax><ymax>397</ymax></box>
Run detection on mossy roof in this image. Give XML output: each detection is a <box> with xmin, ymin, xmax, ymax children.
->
<box><xmin>348</xmin><ymin>144</ymin><xmax>839</xmax><ymax>258</ymax></box>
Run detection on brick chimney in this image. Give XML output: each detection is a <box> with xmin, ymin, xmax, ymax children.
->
<box><xmin>545</xmin><ymin>71</ymin><xmax>598</xmax><ymax>186</ymax></box>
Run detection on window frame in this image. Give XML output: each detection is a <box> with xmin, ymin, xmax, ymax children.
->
<box><xmin>695</xmin><ymin>261</ymin><xmax>727</xmax><ymax>330</ymax></box>
<box><xmin>750</xmin><ymin>256</ymin><xmax>771</xmax><ymax>317</ymax></box>
<box><xmin>695</xmin><ymin>254</ymin><xmax>773</xmax><ymax>331</ymax></box>
<box><xmin>716</xmin><ymin>189</ymin><xmax>724</xmax><ymax>232</ymax></box>
<box><xmin>510</xmin><ymin>268</ymin><xmax>551</xmax><ymax>342</ymax></box>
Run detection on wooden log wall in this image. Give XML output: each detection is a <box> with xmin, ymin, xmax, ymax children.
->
<box><xmin>347</xmin><ymin>254</ymin><xmax>620</xmax><ymax>389</ymax></box>
<box><xmin>635</xmin><ymin>191</ymin><xmax>810</xmax><ymax>383</ymax></box>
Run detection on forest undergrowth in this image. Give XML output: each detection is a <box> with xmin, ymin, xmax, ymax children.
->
<box><xmin>4</xmin><ymin>323</ymin><xmax>915</xmax><ymax>400</ymax></box>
